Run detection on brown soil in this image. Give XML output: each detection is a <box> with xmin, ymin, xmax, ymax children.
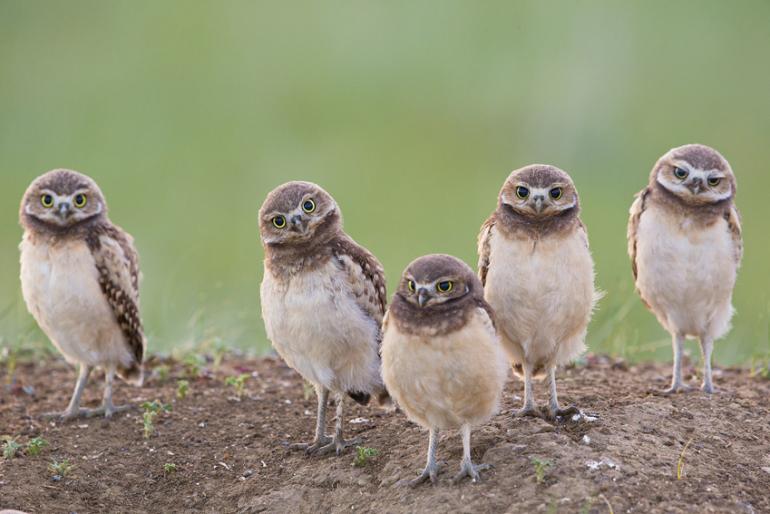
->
<box><xmin>1</xmin><ymin>355</ymin><xmax>770</xmax><ymax>514</ymax></box>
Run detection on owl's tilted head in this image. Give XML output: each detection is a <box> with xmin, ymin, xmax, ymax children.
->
<box><xmin>258</xmin><ymin>181</ymin><xmax>340</xmax><ymax>247</ymax></box>
<box><xmin>498</xmin><ymin>164</ymin><xmax>580</xmax><ymax>221</ymax></box>
<box><xmin>20</xmin><ymin>169</ymin><xmax>108</xmax><ymax>234</ymax></box>
<box><xmin>651</xmin><ymin>144</ymin><xmax>735</xmax><ymax>206</ymax></box>
<box><xmin>397</xmin><ymin>254</ymin><xmax>482</xmax><ymax>309</ymax></box>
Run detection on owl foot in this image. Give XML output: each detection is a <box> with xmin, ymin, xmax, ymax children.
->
<box><xmin>316</xmin><ymin>435</ymin><xmax>362</xmax><ymax>456</ymax></box>
<box><xmin>452</xmin><ymin>460</ymin><xmax>492</xmax><ymax>484</ymax></box>
<box><xmin>89</xmin><ymin>403</ymin><xmax>132</xmax><ymax>418</ymax></box>
<box><xmin>288</xmin><ymin>435</ymin><xmax>333</xmax><ymax>455</ymax></box>
<box><xmin>659</xmin><ymin>383</ymin><xmax>694</xmax><ymax>395</ymax></box>
<box><xmin>407</xmin><ymin>461</ymin><xmax>441</xmax><ymax>487</ymax></box>
<box><xmin>513</xmin><ymin>405</ymin><xmax>539</xmax><ymax>418</ymax></box>
<box><xmin>546</xmin><ymin>404</ymin><xmax>581</xmax><ymax>422</ymax></box>
<box><xmin>701</xmin><ymin>383</ymin><xmax>715</xmax><ymax>394</ymax></box>
<box><xmin>42</xmin><ymin>408</ymin><xmax>91</xmax><ymax>421</ymax></box>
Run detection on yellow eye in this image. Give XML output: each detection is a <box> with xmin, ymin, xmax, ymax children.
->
<box><xmin>74</xmin><ymin>194</ymin><xmax>87</xmax><ymax>208</ymax></box>
<box><xmin>549</xmin><ymin>188</ymin><xmax>563</xmax><ymax>200</ymax></box>
<box><xmin>673</xmin><ymin>167</ymin><xmax>688</xmax><ymax>180</ymax></box>
<box><xmin>302</xmin><ymin>199</ymin><xmax>316</xmax><ymax>213</ymax></box>
<box><xmin>708</xmin><ymin>177</ymin><xmax>722</xmax><ymax>187</ymax></box>
<box><xmin>436</xmin><ymin>281</ymin><xmax>453</xmax><ymax>293</ymax></box>
<box><xmin>272</xmin><ymin>215</ymin><xmax>286</xmax><ymax>229</ymax></box>
<box><xmin>407</xmin><ymin>280</ymin><xmax>416</xmax><ymax>292</ymax></box>
<box><xmin>41</xmin><ymin>194</ymin><xmax>54</xmax><ymax>208</ymax></box>
<box><xmin>515</xmin><ymin>186</ymin><xmax>529</xmax><ymax>199</ymax></box>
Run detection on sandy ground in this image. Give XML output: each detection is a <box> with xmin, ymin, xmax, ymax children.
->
<box><xmin>1</xmin><ymin>355</ymin><xmax>770</xmax><ymax>514</ymax></box>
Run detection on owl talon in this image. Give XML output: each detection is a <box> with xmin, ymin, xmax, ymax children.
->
<box><xmin>289</xmin><ymin>436</ymin><xmax>333</xmax><ymax>454</ymax></box>
<box><xmin>660</xmin><ymin>384</ymin><xmax>694</xmax><ymax>395</ymax></box>
<box><xmin>547</xmin><ymin>404</ymin><xmax>581</xmax><ymax>421</ymax></box>
<box><xmin>408</xmin><ymin>463</ymin><xmax>441</xmax><ymax>487</ymax></box>
<box><xmin>513</xmin><ymin>406</ymin><xmax>539</xmax><ymax>418</ymax></box>
<box><xmin>701</xmin><ymin>383</ymin><xmax>715</xmax><ymax>394</ymax></box>
<box><xmin>452</xmin><ymin>460</ymin><xmax>492</xmax><ymax>484</ymax></box>
<box><xmin>316</xmin><ymin>435</ymin><xmax>361</xmax><ymax>456</ymax></box>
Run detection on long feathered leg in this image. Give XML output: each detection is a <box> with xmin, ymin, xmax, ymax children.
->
<box><xmin>452</xmin><ymin>424</ymin><xmax>492</xmax><ymax>484</ymax></box>
<box><xmin>700</xmin><ymin>336</ymin><xmax>715</xmax><ymax>394</ymax></box>
<box><xmin>409</xmin><ymin>428</ymin><xmax>440</xmax><ymax>487</ymax></box>
<box><xmin>514</xmin><ymin>365</ymin><xmax>537</xmax><ymax>417</ymax></box>
<box><xmin>289</xmin><ymin>385</ymin><xmax>332</xmax><ymax>454</ymax></box>
<box><xmin>663</xmin><ymin>333</ymin><xmax>692</xmax><ymax>394</ymax></box>
<box><xmin>317</xmin><ymin>393</ymin><xmax>361</xmax><ymax>455</ymax></box>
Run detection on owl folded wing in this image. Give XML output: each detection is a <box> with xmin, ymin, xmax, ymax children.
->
<box><xmin>477</xmin><ymin>215</ymin><xmax>495</xmax><ymax>287</ymax></box>
<box><xmin>86</xmin><ymin>226</ymin><xmax>145</xmax><ymax>368</ymax></box>
<box><xmin>725</xmin><ymin>205</ymin><xmax>743</xmax><ymax>267</ymax></box>
<box><xmin>627</xmin><ymin>187</ymin><xmax>650</xmax><ymax>281</ymax></box>
<box><xmin>332</xmin><ymin>236</ymin><xmax>387</xmax><ymax>327</ymax></box>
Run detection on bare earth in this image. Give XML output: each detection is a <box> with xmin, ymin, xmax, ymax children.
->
<box><xmin>1</xmin><ymin>355</ymin><xmax>770</xmax><ymax>514</ymax></box>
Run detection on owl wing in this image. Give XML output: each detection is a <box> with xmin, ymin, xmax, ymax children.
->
<box><xmin>627</xmin><ymin>187</ymin><xmax>651</xmax><ymax>282</ymax></box>
<box><xmin>477</xmin><ymin>214</ymin><xmax>496</xmax><ymax>287</ymax></box>
<box><xmin>86</xmin><ymin>224</ymin><xmax>145</xmax><ymax>377</ymax></box>
<box><xmin>725</xmin><ymin>205</ymin><xmax>743</xmax><ymax>267</ymax></box>
<box><xmin>331</xmin><ymin>235</ymin><xmax>387</xmax><ymax>328</ymax></box>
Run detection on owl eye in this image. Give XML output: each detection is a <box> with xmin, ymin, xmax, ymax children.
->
<box><xmin>673</xmin><ymin>167</ymin><xmax>688</xmax><ymax>180</ymax></box>
<box><xmin>549</xmin><ymin>187</ymin><xmax>563</xmax><ymax>200</ymax></box>
<box><xmin>707</xmin><ymin>177</ymin><xmax>722</xmax><ymax>187</ymax></box>
<box><xmin>41</xmin><ymin>194</ymin><xmax>54</xmax><ymax>208</ymax></box>
<box><xmin>407</xmin><ymin>280</ymin><xmax>416</xmax><ymax>292</ymax></box>
<box><xmin>272</xmin><ymin>215</ymin><xmax>286</xmax><ymax>229</ymax></box>
<box><xmin>74</xmin><ymin>194</ymin><xmax>87</xmax><ymax>208</ymax></box>
<box><xmin>436</xmin><ymin>281</ymin><xmax>453</xmax><ymax>293</ymax></box>
<box><xmin>515</xmin><ymin>186</ymin><xmax>530</xmax><ymax>199</ymax></box>
<box><xmin>302</xmin><ymin>199</ymin><xmax>316</xmax><ymax>213</ymax></box>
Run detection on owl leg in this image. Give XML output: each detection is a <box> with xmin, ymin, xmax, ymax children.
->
<box><xmin>408</xmin><ymin>427</ymin><xmax>440</xmax><ymax>487</ymax></box>
<box><xmin>46</xmin><ymin>364</ymin><xmax>91</xmax><ymax>420</ymax></box>
<box><xmin>514</xmin><ymin>366</ymin><xmax>538</xmax><ymax>417</ymax></box>
<box><xmin>452</xmin><ymin>424</ymin><xmax>492</xmax><ymax>484</ymax></box>
<box><xmin>289</xmin><ymin>385</ymin><xmax>332</xmax><ymax>454</ymax></box>
<box><xmin>699</xmin><ymin>336</ymin><xmax>715</xmax><ymax>394</ymax></box>
<box><xmin>95</xmin><ymin>369</ymin><xmax>131</xmax><ymax>418</ymax></box>
<box><xmin>317</xmin><ymin>393</ymin><xmax>361</xmax><ymax>456</ymax></box>
<box><xmin>663</xmin><ymin>333</ymin><xmax>692</xmax><ymax>394</ymax></box>
<box><xmin>546</xmin><ymin>366</ymin><xmax>579</xmax><ymax>420</ymax></box>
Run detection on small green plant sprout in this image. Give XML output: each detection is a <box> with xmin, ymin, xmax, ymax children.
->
<box><xmin>155</xmin><ymin>364</ymin><xmax>171</xmax><ymax>382</ymax></box>
<box><xmin>141</xmin><ymin>400</ymin><xmax>172</xmax><ymax>439</ymax></box>
<box><xmin>676</xmin><ymin>437</ymin><xmax>694</xmax><ymax>480</ymax></box>
<box><xmin>599</xmin><ymin>494</ymin><xmax>615</xmax><ymax>514</ymax></box>
<box><xmin>26</xmin><ymin>437</ymin><xmax>49</xmax><ymax>457</ymax></box>
<box><xmin>163</xmin><ymin>463</ymin><xmax>177</xmax><ymax>474</ymax></box>
<box><xmin>531</xmin><ymin>457</ymin><xmax>553</xmax><ymax>484</ymax></box>
<box><xmin>184</xmin><ymin>354</ymin><xmax>206</xmax><ymax>378</ymax></box>
<box><xmin>352</xmin><ymin>446</ymin><xmax>379</xmax><ymax>467</ymax></box>
<box><xmin>48</xmin><ymin>459</ymin><xmax>75</xmax><ymax>479</ymax></box>
<box><xmin>176</xmin><ymin>379</ymin><xmax>190</xmax><ymax>400</ymax></box>
<box><xmin>211</xmin><ymin>338</ymin><xmax>228</xmax><ymax>370</ymax></box>
<box><xmin>2</xmin><ymin>436</ymin><xmax>22</xmax><ymax>460</ymax></box>
<box><xmin>225</xmin><ymin>373</ymin><xmax>249</xmax><ymax>399</ymax></box>
<box><xmin>302</xmin><ymin>381</ymin><xmax>314</xmax><ymax>401</ymax></box>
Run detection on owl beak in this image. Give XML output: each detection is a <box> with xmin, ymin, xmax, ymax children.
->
<box><xmin>533</xmin><ymin>195</ymin><xmax>545</xmax><ymax>213</ymax></box>
<box><xmin>417</xmin><ymin>288</ymin><xmax>430</xmax><ymax>307</ymax></box>
<box><xmin>687</xmin><ymin>177</ymin><xmax>703</xmax><ymax>194</ymax></box>
<box><xmin>289</xmin><ymin>214</ymin><xmax>305</xmax><ymax>232</ymax></box>
<box><xmin>57</xmin><ymin>202</ymin><xmax>72</xmax><ymax>219</ymax></box>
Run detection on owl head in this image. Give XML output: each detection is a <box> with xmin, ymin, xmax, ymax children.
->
<box><xmin>651</xmin><ymin>144</ymin><xmax>735</xmax><ymax>206</ymax></box>
<box><xmin>396</xmin><ymin>254</ymin><xmax>480</xmax><ymax>310</ymax></box>
<box><xmin>20</xmin><ymin>169</ymin><xmax>108</xmax><ymax>232</ymax></box>
<box><xmin>258</xmin><ymin>181</ymin><xmax>340</xmax><ymax>246</ymax></box>
<box><xmin>498</xmin><ymin>164</ymin><xmax>580</xmax><ymax>220</ymax></box>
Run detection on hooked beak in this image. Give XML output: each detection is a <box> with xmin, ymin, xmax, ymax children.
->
<box><xmin>289</xmin><ymin>214</ymin><xmax>306</xmax><ymax>233</ymax></box>
<box><xmin>533</xmin><ymin>195</ymin><xmax>544</xmax><ymax>213</ymax></box>
<box><xmin>57</xmin><ymin>202</ymin><xmax>72</xmax><ymax>219</ymax></box>
<box><xmin>417</xmin><ymin>288</ymin><xmax>430</xmax><ymax>308</ymax></box>
<box><xmin>687</xmin><ymin>177</ymin><xmax>703</xmax><ymax>194</ymax></box>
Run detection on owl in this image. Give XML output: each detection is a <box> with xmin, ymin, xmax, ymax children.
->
<box><xmin>19</xmin><ymin>169</ymin><xmax>145</xmax><ymax>419</ymax></box>
<box><xmin>478</xmin><ymin>164</ymin><xmax>598</xmax><ymax>420</ymax></box>
<box><xmin>381</xmin><ymin>255</ymin><xmax>508</xmax><ymax>485</ymax></box>
<box><xmin>628</xmin><ymin>144</ymin><xmax>742</xmax><ymax>394</ymax></box>
<box><xmin>259</xmin><ymin>181</ymin><xmax>390</xmax><ymax>456</ymax></box>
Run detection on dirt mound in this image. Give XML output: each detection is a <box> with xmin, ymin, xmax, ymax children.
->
<box><xmin>1</xmin><ymin>355</ymin><xmax>769</xmax><ymax>513</ymax></box>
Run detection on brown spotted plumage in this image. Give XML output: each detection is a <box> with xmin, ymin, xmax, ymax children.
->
<box><xmin>19</xmin><ymin>169</ymin><xmax>145</xmax><ymax>420</ymax></box>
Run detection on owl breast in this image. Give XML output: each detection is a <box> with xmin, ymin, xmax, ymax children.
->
<box><xmin>260</xmin><ymin>259</ymin><xmax>381</xmax><ymax>394</ymax></box>
<box><xmin>381</xmin><ymin>309</ymin><xmax>507</xmax><ymax>430</ymax></box>
<box><xmin>635</xmin><ymin>204</ymin><xmax>737</xmax><ymax>339</ymax></box>
<box><xmin>19</xmin><ymin>235</ymin><xmax>134</xmax><ymax>368</ymax></box>
<box><xmin>484</xmin><ymin>226</ymin><xmax>595</xmax><ymax>371</ymax></box>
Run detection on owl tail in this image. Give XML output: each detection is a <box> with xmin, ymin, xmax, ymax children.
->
<box><xmin>346</xmin><ymin>386</ymin><xmax>394</xmax><ymax>410</ymax></box>
<box><xmin>117</xmin><ymin>362</ymin><xmax>144</xmax><ymax>387</ymax></box>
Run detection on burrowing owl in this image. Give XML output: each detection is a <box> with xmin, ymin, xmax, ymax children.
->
<box><xmin>381</xmin><ymin>255</ymin><xmax>507</xmax><ymax>485</ymax></box>
<box><xmin>259</xmin><ymin>181</ymin><xmax>390</xmax><ymax>456</ymax></box>
<box><xmin>19</xmin><ymin>169</ymin><xmax>145</xmax><ymax>419</ymax></box>
<box><xmin>479</xmin><ymin>164</ymin><xmax>598</xmax><ymax>420</ymax></box>
<box><xmin>628</xmin><ymin>144</ymin><xmax>742</xmax><ymax>394</ymax></box>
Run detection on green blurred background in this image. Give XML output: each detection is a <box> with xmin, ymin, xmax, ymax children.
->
<box><xmin>1</xmin><ymin>1</ymin><xmax>768</xmax><ymax>365</ymax></box>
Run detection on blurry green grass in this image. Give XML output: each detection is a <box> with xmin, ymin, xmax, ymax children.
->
<box><xmin>1</xmin><ymin>1</ymin><xmax>769</xmax><ymax>365</ymax></box>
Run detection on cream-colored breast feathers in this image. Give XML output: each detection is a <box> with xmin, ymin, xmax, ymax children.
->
<box><xmin>483</xmin><ymin>224</ymin><xmax>596</xmax><ymax>371</ymax></box>
<box><xmin>631</xmin><ymin>200</ymin><xmax>739</xmax><ymax>339</ymax></box>
<box><xmin>261</xmin><ymin>257</ymin><xmax>382</xmax><ymax>395</ymax></box>
<box><xmin>381</xmin><ymin>307</ymin><xmax>507</xmax><ymax>431</ymax></box>
<box><xmin>19</xmin><ymin>234</ymin><xmax>138</xmax><ymax>371</ymax></box>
